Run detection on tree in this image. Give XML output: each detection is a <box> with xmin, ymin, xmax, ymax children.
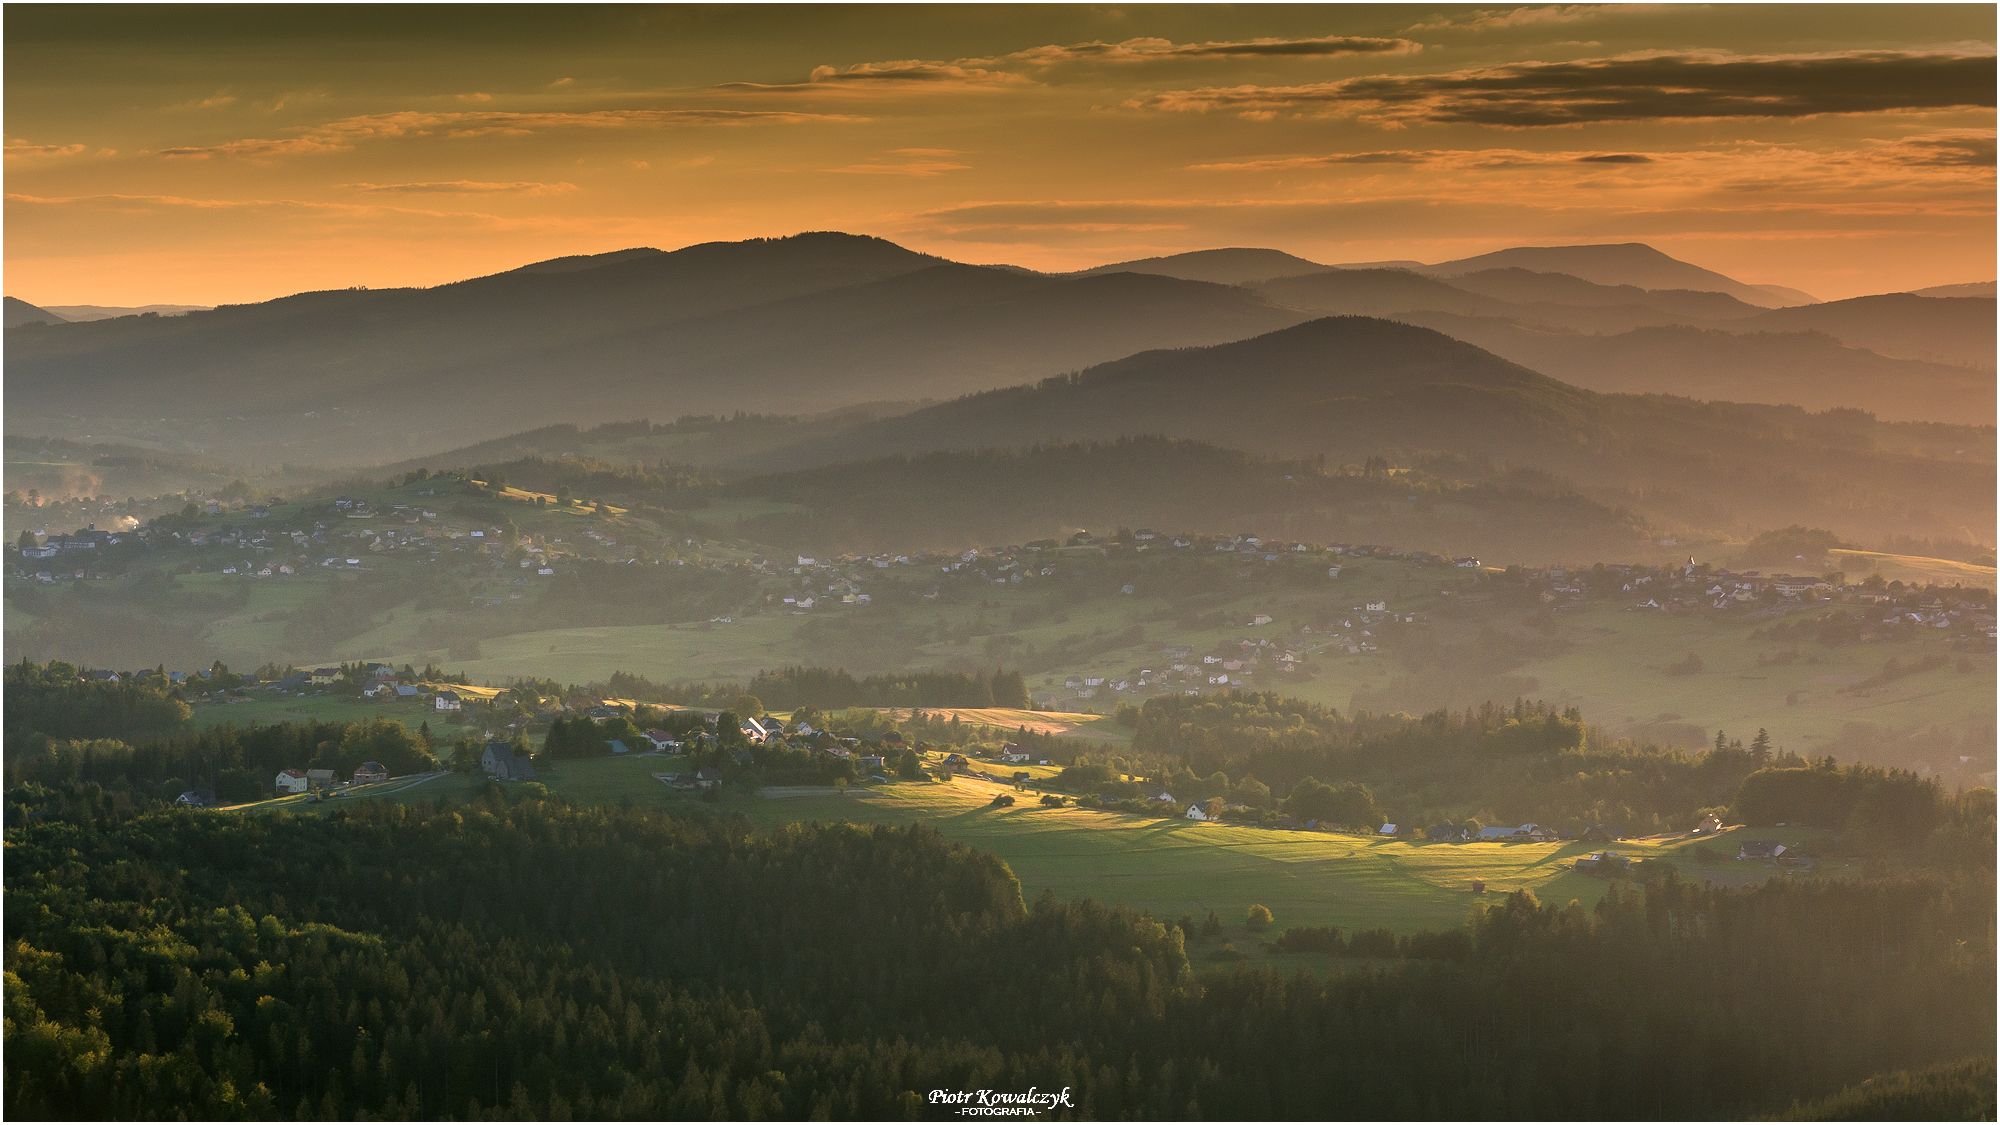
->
<box><xmin>1751</xmin><ymin>729</ymin><xmax>1773</xmax><ymax>761</ymax></box>
<box><xmin>734</xmin><ymin>694</ymin><xmax>766</xmax><ymax>718</ymax></box>
<box><xmin>1245</xmin><ymin>904</ymin><xmax>1274</xmax><ymax>932</ymax></box>
<box><xmin>15</xmin><ymin>529</ymin><xmax>35</xmax><ymax>551</ymax></box>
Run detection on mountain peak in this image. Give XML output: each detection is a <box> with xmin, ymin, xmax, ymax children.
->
<box><xmin>1078</xmin><ymin>247</ymin><xmax>1329</xmax><ymax>286</ymax></box>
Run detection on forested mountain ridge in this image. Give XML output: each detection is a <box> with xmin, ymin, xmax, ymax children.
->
<box><xmin>780</xmin><ymin>317</ymin><xmax>1993</xmax><ymax>545</ymax></box>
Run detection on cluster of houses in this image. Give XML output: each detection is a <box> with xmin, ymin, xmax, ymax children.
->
<box><xmin>1509</xmin><ymin>557</ymin><xmax>1995</xmax><ymax>637</ymax></box>
<box><xmin>273</xmin><ymin>760</ymin><xmax>390</xmax><ymax>795</ymax></box>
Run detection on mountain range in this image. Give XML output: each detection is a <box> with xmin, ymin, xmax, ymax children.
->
<box><xmin>4</xmin><ymin>230</ymin><xmax>1992</xmax><ymax>554</ymax></box>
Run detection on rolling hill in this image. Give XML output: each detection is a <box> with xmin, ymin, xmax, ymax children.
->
<box><xmin>1078</xmin><ymin>247</ymin><xmax>1330</xmax><ymax>285</ymax></box>
<box><xmin>41</xmin><ymin>304</ymin><xmax>210</xmax><ymax>322</ymax></box>
<box><xmin>1731</xmin><ymin>293</ymin><xmax>1996</xmax><ymax>370</ymax></box>
<box><xmin>802</xmin><ymin>317</ymin><xmax>1993</xmax><ymax>547</ymax></box>
<box><xmin>1419</xmin><ymin>243</ymin><xmax>1816</xmax><ymax>307</ymax></box>
<box><xmin>1395</xmin><ymin>315</ymin><xmax>1994</xmax><ymax>424</ymax></box>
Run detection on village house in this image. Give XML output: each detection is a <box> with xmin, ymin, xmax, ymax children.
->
<box><xmin>274</xmin><ymin>769</ymin><xmax>309</xmax><ymax>795</ymax></box>
<box><xmin>480</xmin><ymin>742</ymin><xmax>537</xmax><ymax>781</ymax></box>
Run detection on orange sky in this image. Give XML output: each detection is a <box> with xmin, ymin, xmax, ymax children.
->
<box><xmin>5</xmin><ymin>4</ymin><xmax>1995</xmax><ymax>305</ymax></box>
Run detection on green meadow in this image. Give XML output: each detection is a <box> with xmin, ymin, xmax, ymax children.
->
<box><xmin>238</xmin><ymin>754</ymin><xmax>1840</xmax><ymax>954</ymax></box>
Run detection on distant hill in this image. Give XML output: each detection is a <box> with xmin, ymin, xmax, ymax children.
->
<box><xmin>817</xmin><ymin>317</ymin><xmax>1992</xmax><ymax>547</ymax></box>
<box><xmin>1254</xmin><ymin>266</ymin><xmax>1767</xmax><ymax>336</ymax></box>
<box><xmin>1441</xmin><ymin>268</ymin><xmax>1762</xmax><ymax>321</ymax></box>
<box><xmin>1736</xmin><ymin>294</ymin><xmax>1996</xmax><ymax>369</ymax></box>
<box><xmin>1396</xmin><ymin>315</ymin><xmax>1994</xmax><ymax>426</ymax></box>
<box><xmin>4</xmin><ymin>297</ymin><xmax>66</xmax><ymax>329</ymax></box>
<box><xmin>1912</xmin><ymin>281</ymin><xmax>1996</xmax><ymax>298</ymax></box>
<box><xmin>1077</xmin><ymin>247</ymin><xmax>1329</xmax><ymax>285</ymax></box>
<box><xmin>724</xmin><ymin>435</ymin><xmax>1652</xmax><ymax>561</ymax></box>
<box><xmin>41</xmin><ymin>304</ymin><xmax>210</xmax><ymax>322</ymax></box>
<box><xmin>1420</xmin><ymin>243</ymin><xmax>1815</xmax><ymax>307</ymax></box>
<box><xmin>1256</xmin><ymin>268</ymin><xmax>1513</xmax><ymax>318</ymax></box>
<box><xmin>6</xmin><ymin>232</ymin><xmax>1305</xmax><ymax>465</ymax></box>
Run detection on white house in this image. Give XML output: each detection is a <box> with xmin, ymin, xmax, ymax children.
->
<box><xmin>1185</xmin><ymin>804</ymin><xmax>1209</xmax><ymax>821</ymax></box>
<box><xmin>275</xmin><ymin>769</ymin><xmax>309</xmax><ymax>795</ymax></box>
<box><xmin>434</xmin><ymin>691</ymin><xmax>463</xmax><ymax>712</ymax></box>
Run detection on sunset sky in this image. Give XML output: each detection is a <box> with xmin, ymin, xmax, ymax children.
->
<box><xmin>5</xmin><ymin>3</ymin><xmax>1995</xmax><ymax>306</ymax></box>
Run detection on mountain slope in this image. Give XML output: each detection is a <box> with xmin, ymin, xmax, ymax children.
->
<box><xmin>1420</xmin><ymin>243</ymin><xmax>1814</xmax><ymax>307</ymax></box>
<box><xmin>1912</xmin><ymin>281</ymin><xmax>1996</xmax><ymax>298</ymax></box>
<box><xmin>1396</xmin><ymin>315</ymin><xmax>1994</xmax><ymax>425</ymax></box>
<box><xmin>1733</xmin><ymin>294</ymin><xmax>1996</xmax><ymax>369</ymax></box>
<box><xmin>4</xmin><ymin>297</ymin><xmax>67</xmax><ymax>329</ymax></box>
<box><xmin>809</xmin><ymin>317</ymin><xmax>1991</xmax><ymax>547</ymax></box>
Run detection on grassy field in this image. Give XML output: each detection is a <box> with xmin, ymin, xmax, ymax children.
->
<box><xmin>190</xmin><ymin>695</ymin><xmax>417</xmax><ymax>730</ymax></box>
<box><xmin>252</xmin><ymin>755</ymin><xmax>1839</xmax><ymax>955</ymax></box>
<box><xmin>1829</xmin><ymin>549</ymin><xmax>1997</xmax><ymax>587</ymax></box>
<box><xmin>1505</xmin><ymin>604</ymin><xmax>1992</xmax><ymax>753</ymax></box>
<box><xmin>879</xmin><ymin>706</ymin><xmax>1128</xmax><ymax>742</ymax></box>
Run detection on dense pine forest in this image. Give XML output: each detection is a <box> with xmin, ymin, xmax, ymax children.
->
<box><xmin>5</xmin><ymin>661</ymin><xmax>1995</xmax><ymax>1119</ymax></box>
<box><xmin>6</xmin><ymin>796</ymin><xmax>1994</xmax><ymax>1120</ymax></box>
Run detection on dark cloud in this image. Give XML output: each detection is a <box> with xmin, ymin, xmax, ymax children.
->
<box><xmin>1137</xmin><ymin>50</ymin><xmax>1997</xmax><ymax>125</ymax></box>
<box><xmin>1576</xmin><ymin>153</ymin><xmax>1654</xmax><ymax>163</ymax></box>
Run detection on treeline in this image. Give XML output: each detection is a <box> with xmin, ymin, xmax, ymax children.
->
<box><xmin>5</xmin><ymin>799</ymin><xmax>1992</xmax><ymax>1120</ymax></box>
<box><xmin>724</xmin><ymin>436</ymin><xmax>1648</xmax><ymax>559</ymax></box>
<box><xmin>1107</xmin><ymin>691</ymin><xmax>1776</xmax><ymax>832</ymax></box>
<box><xmin>5</xmin><ymin>718</ymin><xmax>438</xmax><ymax>812</ymax></box>
<box><xmin>745</xmin><ymin>666</ymin><xmax>1029</xmax><ymax>710</ymax></box>
<box><xmin>1736</xmin><ymin>761</ymin><xmax>1995</xmax><ymax>849</ymax></box>
<box><xmin>4</xmin><ymin>660</ymin><xmax>192</xmax><ymax>746</ymax></box>
<box><xmin>601</xmin><ymin>665</ymin><xmax>1029</xmax><ymax>710</ymax></box>
<box><xmin>471</xmin><ymin>455</ymin><xmax>715</xmax><ymax>508</ymax></box>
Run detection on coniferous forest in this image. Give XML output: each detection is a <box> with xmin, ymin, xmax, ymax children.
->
<box><xmin>5</xmin><ymin>790</ymin><xmax>1994</xmax><ymax>1120</ymax></box>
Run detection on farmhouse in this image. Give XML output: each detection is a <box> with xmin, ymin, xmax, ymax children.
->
<box><xmin>480</xmin><ymin>742</ymin><xmax>538</xmax><ymax>781</ymax></box>
<box><xmin>1574</xmin><ymin>852</ymin><xmax>1632</xmax><ymax>876</ymax></box>
<box><xmin>434</xmin><ymin>691</ymin><xmax>463</xmax><ymax>712</ymax></box>
<box><xmin>1185</xmin><ymin>804</ymin><xmax>1209</xmax><ymax>821</ymax></box>
<box><xmin>274</xmin><ymin>769</ymin><xmax>309</xmax><ymax>795</ymax></box>
<box><xmin>351</xmin><ymin>761</ymin><xmax>390</xmax><ymax>784</ymax></box>
<box><xmin>1476</xmin><ymin>823</ymin><xmax>1558</xmax><ymax>843</ymax></box>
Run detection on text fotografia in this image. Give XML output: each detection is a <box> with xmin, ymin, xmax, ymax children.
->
<box><xmin>930</xmin><ymin>1087</ymin><xmax>1076</xmax><ymax>1117</ymax></box>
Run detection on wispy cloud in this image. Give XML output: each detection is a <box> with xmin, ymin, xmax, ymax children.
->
<box><xmin>157</xmin><ymin>107</ymin><xmax>865</xmax><ymax>158</ymax></box>
<box><xmin>1404</xmin><ymin>5</ymin><xmax>1683</xmax><ymax>34</ymax></box>
<box><xmin>1133</xmin><ymin>49</ymin><xmax>1998</xmax><ymax>125</ymax></box>
<box><xmin>1001</xmin><ymin>34</ymin><xmax>1420</xmax><ymax>65</ymax></box>
<box><xmin>344</xmin><ymin>180</ymin><xmax>579</xmax><ymax>195</ymax></box>
<box><xmin>827</xmin><ymin>149</ymin><xmax>972</xmax><ymax>177</ymax></box>
<box><xmin>728</xmin><ymin>34</ymin><xmax>1420</xmax><ymax>94</ymax></box>
<box><xmin>5</xmin><ymin>139</ymin><xmax>89</xmax><ymax>160</ymax></box>
<box><xmin>1189</xmin><ymin>147</ymin><xmax>1667</xmax><ymax>171</ymax></box>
